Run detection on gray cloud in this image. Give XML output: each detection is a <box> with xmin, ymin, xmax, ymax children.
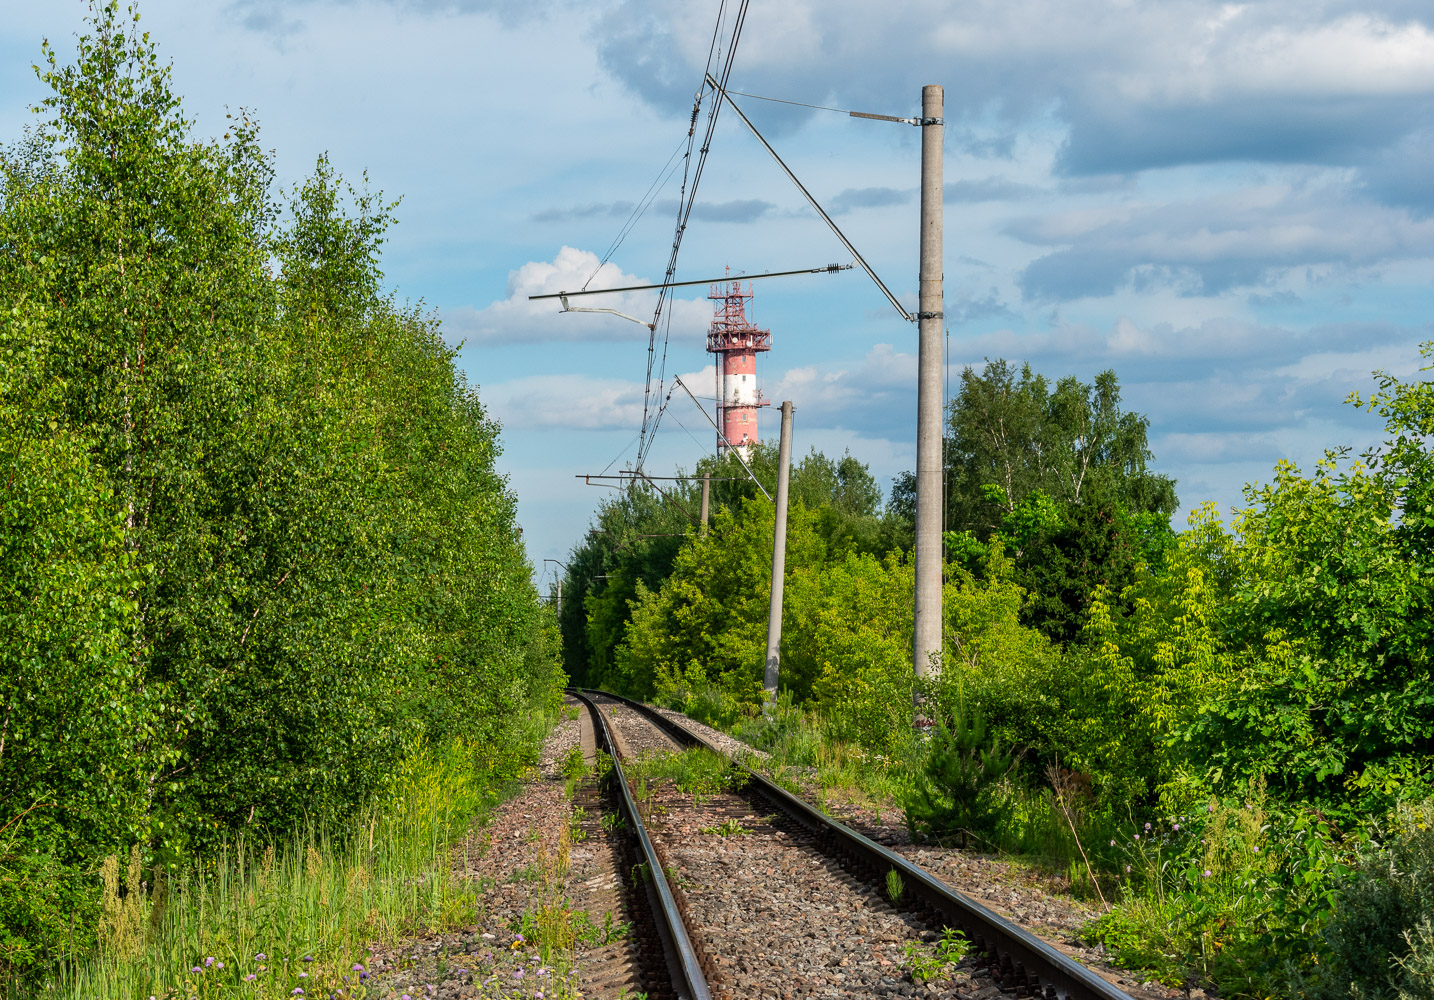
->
<box><xmin>1359</xmin><ymin>127</ymin><xmax>1434</xmax><ymax>216</ymax></box>
<box><xmin>829</xmin><ymin>186</ymin><xmax>912</xmax><ymax>214</ymax></box>
<box><xmin>944</xmin><ymin>177</ymin><xmax>1039</xmax><ymax>202</ymax></box>
<box><xmin>590</xmin><ymin>0</ymin><xmax>1434</xmax><ymax>180</ymax></box>
<box><xmin>1010</xmin><ymin>185</ymin><xmax>1434</xmax><ymax>301</ymax></box>
<box><xmin>1058</xmin><ymin>95</ymin><xmax>1431</xmax><ymax>176</ymax></box>
<box><xmin>530</xmin><ymin>200</ymin><xmax>636</xmax><ymax>223</ymax></box>
<box><xmin>229</xmin><ymin>0</ymin><xmax>574</xmax><ymax>35</ymax></box>
<box><xmin>684</xmin><ymin>198</ymin><xmax>775</xmax><ymax>223</ymax></box>
<box><xmin>531</xmin><ymin>197</ymin><xmax>773</xmax><ymax>226</ymax></box>
<box><xmin>948</xmin><ymin>288</ymin><xmax>1016</xmax><ymax>325</ymax></box>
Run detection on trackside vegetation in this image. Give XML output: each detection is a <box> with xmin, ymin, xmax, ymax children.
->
<box><xmin>559</xmin><ymin>355</ymin><xmax>1434</xmax><ymax>998</ymax></box>
<box><xmin>0</xmin><ymin>5</ymin><xmax>563</xmax><ymax>992</ymax></box>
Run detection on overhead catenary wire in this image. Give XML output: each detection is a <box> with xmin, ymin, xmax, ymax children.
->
<box><xmin>721</xmin><ymin>88</ymin><xmax>923</xmax><ymax>125</ymax></box>
<box><xmin>672</xmin><ymin>375</ymin><xmax>771</xmax><ymax>501</ymax></box>
<box><xmin>708</xmin><ymin>74</ymin><xmax>914</xmax><ymax>323</ymax></box>
<box><xmin>638</xmin><ymin>0</ymin><xmax>754</xmax><ymax>470</ymax></box>
<box><xmin>583</xmin><ymin>137</ymin><xmax>689</xmax><ymax>291</ymax></box>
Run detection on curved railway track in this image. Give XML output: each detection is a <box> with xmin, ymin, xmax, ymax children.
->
<box><xmin>570</xmin><ymin>687</ymin><xmax>1137</xmax><ymax>1000</ymax></box>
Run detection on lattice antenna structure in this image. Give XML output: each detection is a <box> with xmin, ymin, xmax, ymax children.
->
<box><xmin>706</xmin><ymin>270</ymin><xmax>771</xmax><ymax>459</ymax></box>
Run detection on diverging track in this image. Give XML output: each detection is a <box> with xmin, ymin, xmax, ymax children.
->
<box><xmin>571</xmin><ymin>688</ymin><xmax>1137</xmax><ymax>1000</ymax></box>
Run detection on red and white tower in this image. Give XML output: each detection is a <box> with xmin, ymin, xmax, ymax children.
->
<box><xmin>706</xmin><ymin>275</ymin><xmax>771</xmax><ymax>459</ymax></box>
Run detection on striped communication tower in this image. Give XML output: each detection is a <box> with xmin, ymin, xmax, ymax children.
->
<box><xmin>706</xmin><ymin>273</ymin><xmax>771</xmax><ymax>459</ymax></box>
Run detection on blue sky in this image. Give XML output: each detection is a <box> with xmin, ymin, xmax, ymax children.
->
<box><xmin>4</xmin><ymin>0</ymin><xmax>1432</xmax><ymax>588</ymax></box>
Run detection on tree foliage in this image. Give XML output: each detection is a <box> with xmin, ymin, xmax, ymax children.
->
<box><xmin>0</xmin><ymin>5</ymin><xmax>558</xmax><ymax>973</ymax></box>
<box><xmin>894</xmin><ymin>360</ymin><xmax>1179</xmax><ymax>644</ymax></box>
<box><xmin>560</xmin><ymin>445</ymin><xmax>905</xmax><ymax>693</ymax></box>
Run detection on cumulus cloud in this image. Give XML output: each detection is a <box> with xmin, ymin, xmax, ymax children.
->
<box><xmin>441</xmin><ymin>246</ymin><xmax>711</xmax><ymax>346</ymax></box>
<box><xmin>769</xmin><ymin>344</ymin><xmax>918</xmax><ymax>437</ymax></box>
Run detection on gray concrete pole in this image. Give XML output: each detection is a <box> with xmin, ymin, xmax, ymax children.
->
<box><xmin>764</xmin><ymin>401</ymin><xmax>794</xmax><ymax>699</ymax></box>
<box><xmin>701</xmin><ymin>472</ymin><xmax>710</xmax><ymax>535</ymax></box>
<box><xmin>914</xmin><ymin>84</ymin><xmax>945</xmax><ymax>684</ymax></box>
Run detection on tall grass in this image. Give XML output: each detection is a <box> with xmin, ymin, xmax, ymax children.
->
<box><xmin>39</xmin><ymin>724</ymin><xmax>548</xmax><ymax>1000</ymax></box>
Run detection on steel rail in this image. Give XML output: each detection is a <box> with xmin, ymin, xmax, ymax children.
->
<box><xmin>568</xmin><ymin>689</ymin><xmax>712</xmax><ymax>1000</ymax></box>
<box><xmin>582</xmin><ymin>688</ymin><xmax>1135</xmax><ymax>1000</ymax></box>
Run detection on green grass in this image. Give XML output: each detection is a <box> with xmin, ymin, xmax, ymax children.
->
<box><xmin>38</xmin><ymin>720</ymin><xmax>550</xmax><ymax>1000</ymax></box>
<box><xmin>625</xmin><ymin>748</ymin><xmax>735</xmax><ymax>802</ymax></box>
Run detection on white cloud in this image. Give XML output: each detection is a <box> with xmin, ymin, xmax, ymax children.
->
<box><xmin>441</xmin><ymin>246</ymin><xmax>712</xmax><ymax>346</ymax></box>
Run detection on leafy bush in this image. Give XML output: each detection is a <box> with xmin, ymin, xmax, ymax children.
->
<box><xmin>1086</xmin><ymin>785</ymin><xmax>1352</xmax><ymax>995</ymax></box>
<box><xmin>1308</xmin><ymin>800</ymin><xmax>1434</xmax><ymax>1000</ymax></box>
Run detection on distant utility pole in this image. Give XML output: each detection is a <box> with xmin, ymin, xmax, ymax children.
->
<box><xmin>701</xmin><ymin>472</ymin><xmax>711</xmax><ymax>534</ymax></box>
<box><xmin>764</xmin><ymin>401</ymin><xmax>794</xmax><ymax>701</ymax></box>
<box><xmin>913</xmin><ymin>84</ymin><xmax>945</xmax><ymax>688</ymax></box>
<box><xmin>543</xmin><ymin>558</ymin><xmax>568</xmax><ymax>619</ymax></box>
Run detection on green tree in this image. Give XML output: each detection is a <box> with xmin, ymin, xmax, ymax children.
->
<box><xmin>0</xmin><ymin>5</ymin><xmax>558</xmax><ymax>972</ymax></box>
<box><xmin>895</xmin><ymin>361</ymin><xmax>1177</xmax><ymax>643</ymax></box>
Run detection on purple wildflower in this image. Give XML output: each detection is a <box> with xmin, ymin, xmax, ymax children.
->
<box><xmin>1109</xmin><ymin>839</ymin><xmax>1115</xmax><ymax>847</ymax></box>
<box><xmin>256</xmin><ymin>954</ymin><xmax>268</xmax><ymax>962</ymax></box>
<box><xmin>1253</xmin><ymin>845</ymin><xmax>1261</xmax><ymax>853</ymax></box>
<box><xmin>359</xmin><ymin>973</ymin><xmax>369</xmax><ymax>982</ymax></box>
<box><xmin>514</xmin><ymin>970</ymin><xmax>524</xmax><ymax>980</ymax></box>
<box><xmin>299</xmin><ymin>972</ymin><xmax>309</xmax><ymax>979</ymax></box>
<box><xmin>292</xmin><ymin>990</ymin><xmax>304</xmax><ymax>996</ymax></box>
<box><xmin>216</xmin><ymin>962</ymin><xmax>225</xmax><ymax>970</ymax></box>
<box><xmin>246</xmin><ymin>974</ymin><xmax>257</xmax><ymax>982</ymax></box>
<box><xmin>351</xmin><ymin>964</ymin><xmax>365</xmax><ymax>973</ymax></box>
<box><xmin>1203</xmin><ymin>869</ymin><xmax>1212</xmax><ymax>877</ymax></box>
<box><xmin>1172</xmin><ymin>823</ymin><xmax>1180</xmax><ymax>831</ymax></box>
<box><xmin>191</xmin><ymin>967</ymin><xmax>203</xmax><ymax>974</ymax></box>
<box><xmin>1144</xmin><ymin>823</ymin><xmax>1151</xmax><ymax>830</ymax></box>
<box><xmin>205</xmin><ymin>957</ymin><xmax>215</xmax><ymax>969</ymax></box>
<box><xmin>303</xmin><ymin>956</ymin><xmax>314</xmax><ymax>963</ymax></box>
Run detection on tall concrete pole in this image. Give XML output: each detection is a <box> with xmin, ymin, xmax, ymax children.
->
<box><xmin>764</xmin><ymin>401</ymin><xmax>794</xmax><ymax>700</ymax></box>
<box><xmin>701</xmin><ymin>472</ymin><xmax>711</xmax><ymax>534</ymax></box>
<box><xmin>914</xmin><ymin>84</ymin><xmax>945</xmax><ymax>685</ymax></box>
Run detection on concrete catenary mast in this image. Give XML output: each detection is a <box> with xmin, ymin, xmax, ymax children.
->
<box><xmin>707</xmin><ymin>273</ymin><xmax>771</xmax><ymax>459</ymax></box>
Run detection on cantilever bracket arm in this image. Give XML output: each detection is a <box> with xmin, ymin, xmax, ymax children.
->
<box><xmin>557</xmin><ymin>293</ymin><xmax>656</xmax><ymax>331</ymax></box>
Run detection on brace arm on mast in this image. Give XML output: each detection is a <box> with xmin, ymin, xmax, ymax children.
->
<box><xmin>558</xmin><ymin>293</ymin><xmax>657</xmax><ymax>330</ymax></box>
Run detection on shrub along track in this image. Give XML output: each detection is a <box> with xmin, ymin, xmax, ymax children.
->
<box><xmin>583</xmin><ymin>689</ymin><xmax>1147</xmax><ymax>1000</ymax></box>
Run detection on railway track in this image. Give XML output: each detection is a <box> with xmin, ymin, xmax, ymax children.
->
<box><xmin>571</xmin><ymin>687</ymin><xmax>1137</xmax><ymax>1000</ymax></box>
